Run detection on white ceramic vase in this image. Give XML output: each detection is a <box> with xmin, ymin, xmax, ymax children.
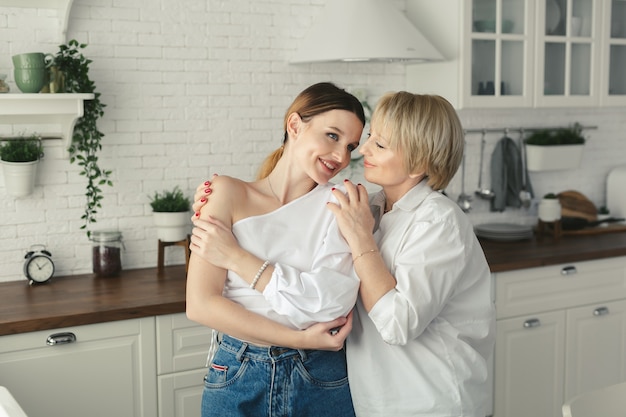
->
<box><xmin>153</xmin><ymin>211</ymin><xmax>190</xmax><ymax>242</ymax></box>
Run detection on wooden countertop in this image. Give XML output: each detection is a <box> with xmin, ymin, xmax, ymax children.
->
<box><xmin>2</xmin><ymin>231</ymin><xmax>626</xmax><ymax>336</ymax></box>
<box><xmin>480</xmin><ymin>231</ymin><xmax>626</xmax><ymax>272</ymax></box>
<box><xmin>0</xmin><ymin>265</ymin><xmax>187</xmax><ymax>336</ymax></box>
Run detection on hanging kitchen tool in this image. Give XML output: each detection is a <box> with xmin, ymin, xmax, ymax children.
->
<box><xmin>457</xmin><ymin>140</ymin><xmax>472</xmax><ymax>212</ymax></box>
<box><xmin>518</xmin><ymin>129</ymin><xmax>532</xmax><ymax>208</ymax></box>
<box><xmin>475</xmin><ymin>130</ymin><xmax>495</xmax><ymax>200</ymax></box>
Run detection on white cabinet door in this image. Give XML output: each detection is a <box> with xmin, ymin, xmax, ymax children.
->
<box><xmin>156</xmin><ymin>313</ymin><xmax>212</xmax><ymax>417</ymax></box>
<box><xmin>600</xmin><ymin>0</ymin><xmax>626</xmax><ymax>105</ymax></box>
<box><xmin>494</xmin><ymin>310</ymin><xmax>566</xmax><ymax>417</ymax></box>
<box><xmin>564</xmin><ymin>298</ymin><xmax>626</xmax><ymax>401</ymax></box>
<box><xmin>0</xmin><ymin>317</ymin><xmax>157</xmax><ymax>417</ymax></box>
<box><xmin>534</xmin><ymin>0</ymin><xmax>603</xmax><ymax>107</ymax></box>
<box><xmin>406</xmin><ymin>0</ymin><xmax>535</xmax><ymax>109</ymax></box>
<box><xmin>158</xmin><ymin>369</ymin><xmax>206</xmax><ymax>417</ymax></box>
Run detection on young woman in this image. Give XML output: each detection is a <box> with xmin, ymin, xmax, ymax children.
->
<box><xmin>186</xmin><ymin>82</ymin><xmax>365</xmax><ymax>417</ymax></box>
<box><xmin>192</xmin><ymin>92</ymin><xmax>495</xmax><ymax>417</ymax></box>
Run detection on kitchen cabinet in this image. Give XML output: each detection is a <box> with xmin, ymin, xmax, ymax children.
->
<box><xmin>493</xmin><ymin>256</ymin><xmax>626</xmax><ymax>417</ymax></box>
<box><xmin>157</xmin><ymin>313</ymin><xmax>212</xmax><ymax>417</ymax></box>
<box><xmin>0</xmin><ymin>317</ymin><xmax>158</xmax><ymax>417</ymax></box>
<box><xmin>601</xmin><ymin>0</ymin><xmax>626</xmax><ymax>105</ymax></box>
<box><xmin>405</xmin><ymin>0</ymin><xmax>624</xmax><ymax>108</ymax></box>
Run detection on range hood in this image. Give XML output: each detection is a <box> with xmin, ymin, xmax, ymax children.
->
<box><xmin>290</xmin><ymin>0</ymin><xmax>443</xmax><ymax>64</ymax></box>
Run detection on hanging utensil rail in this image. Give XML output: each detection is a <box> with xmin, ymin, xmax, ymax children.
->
<box><xmin>464</xmin><ymin>125</ymin><xmax>597</xmax><ymax>136</ymax></box>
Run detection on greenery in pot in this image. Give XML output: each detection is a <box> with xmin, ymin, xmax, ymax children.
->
<box><xmin>51</xmin><ymin>39</ymin><xmax>111</xmax><ymax>237</ymax></box>
<box><xmin>150</xmin><ymin>186</ymin><xmax>191</xmax><ymax>212</ymax></box>
<box><xmin>543</xmin><ymin>193</ymin><xmax>558</xmax><ymax>199</ymax></box>
<box><xmin>0</xmin><ymin>135</ymin><xmax>43</xmax><ymax>162</ymax></box>
<box><xmin>525</xmin><ymin>123</ymin><xmax>586</xmax><ymax>146</ymax></box>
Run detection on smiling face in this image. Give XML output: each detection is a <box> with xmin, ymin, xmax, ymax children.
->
<box><xmin>289</xmin><ymin>109</ymin><xmax>363</xmax><ymax>185</ymax></box>
<box><xmin>359</xmin><ymin>126</ymin><xmax>423</xmax><ymax>203</ymax></box>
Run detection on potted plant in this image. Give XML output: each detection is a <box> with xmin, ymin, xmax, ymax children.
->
<box><xmin>0</xmin><ymin>135</ymin><xmax>44</xmax><ymax>197</ymax></box>
<box><xmin>50</xmin><ymin>40</ymin><xmax>111</xmax><ymax>237</ymax></box>
<box><xmin>150</xmin><ymin>186</ymin><xmax>191</xmax><ymax>242</ymax></box>
<box><xmin>538</xmin><ymin>192</ymin><xmax>561</xmax><ymax>222</ymax></box>
<box><xmin>524</xmin><ymin>123</ymin><xmax>586</xmax><ymax>171</ymax></box>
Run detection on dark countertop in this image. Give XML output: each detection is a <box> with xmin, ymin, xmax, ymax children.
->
<box><xmin>2</xmin><ymin>231</ymin><xmax>626</xmax><ymax>336</ymax></box>
<box><xmin>479</xmin><ymin>230</ymin><xmax>626</xmax><ymax>272</ymax></box>
<box><xmin>0</xmin><ymin>265</ymin><xmax>187</xmax><ymax>336</ymax></box>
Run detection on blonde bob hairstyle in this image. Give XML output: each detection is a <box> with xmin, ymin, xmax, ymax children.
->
<box><xmin>257</xmin><ymin>82</ymin><xmax>365</xmax><ymax>179</ymax></box>
<box><xmin>370</xmin><ymin>92</ymin><xmax>464</xmax><ymax>190</ymax></box>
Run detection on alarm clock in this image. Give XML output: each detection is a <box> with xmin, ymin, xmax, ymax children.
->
<box><xmin>24</xmin><ymin>244</ymin><xmax>55</xmax><ymax>285</ymax></box>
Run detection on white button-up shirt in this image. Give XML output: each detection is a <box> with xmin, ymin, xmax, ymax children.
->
<box><xmin>347</xmin><ymin>181</ymin><xmax>495</xmax><ymax>417</ymax></box>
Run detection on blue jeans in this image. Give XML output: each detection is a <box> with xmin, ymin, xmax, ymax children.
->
<box><xmin>201</xmin><ymin>334</ymin><xmax>355</xmax><ymax>417</ymax></box>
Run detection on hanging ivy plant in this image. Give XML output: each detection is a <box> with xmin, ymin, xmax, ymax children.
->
<box><xmin>51</xmin><ymin>40</ymin><xmax>112</xmax><ymax>237</ymax></box>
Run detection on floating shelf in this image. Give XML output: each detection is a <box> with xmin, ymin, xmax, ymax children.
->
<box><xmin>0</xmin><ymin>0</ymin><xmax>74</xmax><ymax>39</ymax></box>
<box><xmin>0</xmin><ymin>93</ymin><xmax>94</xmax><ymax>158</ymax></box>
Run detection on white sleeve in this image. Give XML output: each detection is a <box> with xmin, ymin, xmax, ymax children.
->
<box><xmin>262</xmin><ymin>218</ymin><xmax>360</xmax><ymax>329</ymax></box>
<box><xmin>368</xmin><ymin>218</ymin><xmax>466</xmax><ymax>345</ymax></box>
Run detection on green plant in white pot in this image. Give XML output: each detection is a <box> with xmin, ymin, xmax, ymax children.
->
<box><xmin>524</xmin><ymin>123</ymin><xmax>586</xmax><ymax>172</ymax></box>
<box><xmin>150</xmin><ymin>186</ymin><xmax>191</xmax><ymax>242</ymax></box>
<box><xmin>538</xmin><ymin>192</ymin><xmax>561</xmax><ymax>222</ymax></box>
<box><xmin>0</xmin><ymin>135</ymin><xmax>43</xmax><ymax>197</ymax></box>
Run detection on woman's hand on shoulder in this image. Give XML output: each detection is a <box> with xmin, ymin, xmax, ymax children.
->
<box><xmin>192</xmin><ymin>174</ymin><xmax>217</xmax><ymax>216</ymax></box>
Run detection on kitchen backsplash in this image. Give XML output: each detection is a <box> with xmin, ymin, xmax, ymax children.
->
<box><xmin>0</xmin><ymin>0</ymin><xmax>624</xmax><ymax>283</ymax></box>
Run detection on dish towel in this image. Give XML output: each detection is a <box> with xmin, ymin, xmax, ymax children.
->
<box><xmin>490</xmin><ymin>136</ymin><xmax>533</xmax><ymax>211</ymax></box>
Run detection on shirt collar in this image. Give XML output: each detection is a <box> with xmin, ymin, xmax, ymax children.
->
<box><xmin>370</xmin><ymin>180</ymin><xmax>434</xmax><ymax>231</ymax></box>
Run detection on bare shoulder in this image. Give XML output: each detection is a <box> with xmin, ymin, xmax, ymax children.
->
<box><xmin>199</xmin><ymin>175</ymin><xmax>247</xmax><ymax>223</ymax></box>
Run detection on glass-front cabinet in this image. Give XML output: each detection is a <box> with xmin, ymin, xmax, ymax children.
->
<box><xmin>469</xmin><ymin>0</ymin><xmax>532</xmax><ymax>107</ymax></box>
<box><xmin>405</xmin><ymin>0</ymin><xmax>625</xmax><ymax>108</ymax></box>
<box><xmin>534</xmin><ymin>0</ymin><xmax>601</xmax><ymax>106</ymax></box>
<box><xmin>603</xmin><ymin>0</ymin><xmax>626</xmax><ymax>105</ymax></box>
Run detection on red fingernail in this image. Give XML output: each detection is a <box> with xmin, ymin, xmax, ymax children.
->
<box><xmin>204</xmin><ymin>181</ymin><xmax>210</xmax><ymax>186</ymax></box>
<box><xmin>204</xmin><ymin>188</ymin><xmax>211</xmax><ymax>193</ymax></box>
<box><xmin>200</xmin><ymin>198</ymin><xmax>207</xmax><ymax>203</ymax></box>
<box><xmin>344</xmin><ymin>179</ymin><xmax>349</xmax><ymax>182</ymax></box>
<box><xmin>331</xmin><ymin>187</ymin><xmax>336</xmax><ymax>191</ymax></box>
<box><xmin>195</xmin><ymin>212</ymin><xmax>200</xmax><ymax>217</ymax></box>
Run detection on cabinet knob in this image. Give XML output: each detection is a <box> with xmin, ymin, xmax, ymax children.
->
<box><xmin>46</xmin><ymin>332</ymin><xmax>77</xmax><ymax>346</ymax></box>
<box><xmin>523</xmin><ymin>318</ymin><xmax>541</xmax><ymax>328</ymax></box>
<box><xmin>561</xmin><ymin>265</ymin><xmax>577</xmax><ymax>275</ymax></box>
<box><xmin>593</xmin><ymin>306</ymin><xmax>609</xmax><ymax>316</ymax></box>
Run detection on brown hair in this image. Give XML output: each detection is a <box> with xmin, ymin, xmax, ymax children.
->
<box><xmin>257</xmin><ymin>82</ymin><xmax>365</xmax><ymax>179</ymax></box>
<box><xmin>370</xmin><ymin>92</ymin><xmax>464</xmax><ymax>190</ymax></box>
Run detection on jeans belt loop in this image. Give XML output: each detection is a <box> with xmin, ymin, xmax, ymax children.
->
<box><xmin>236</xmin><ymin>341</ymin><xmax>248</xmax><ymax>362</ymax></box>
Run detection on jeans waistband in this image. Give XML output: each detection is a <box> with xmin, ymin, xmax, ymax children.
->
<box><xmin>220</xmin><ymin>334</ymin><xmax>310</xmax><ymax>362</ymax></box>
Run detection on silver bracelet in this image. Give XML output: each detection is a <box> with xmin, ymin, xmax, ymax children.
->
<box><xmin>250</xmin><ymin>260</ymin><xmax>270</xmax><ymax>289</ymax></box>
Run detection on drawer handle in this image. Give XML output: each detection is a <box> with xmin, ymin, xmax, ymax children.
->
<box><xmin>593</xmin><ymin>307</ymin><xmax>609</xmax><ymax>316</ymax></box>
<box><xmin>523</xmin><ymin>318</ymin><xmax>541</xmax><ymax>328</ymax></box>
<box><xmin>46</xmin><ymin>332</ymin><xmax>77</xmax><ymax>346</ymax></box>
<box><xmin>561</xmin><ymin>265</ymin><xmax>577</xmax><ymax>276</ymax></box>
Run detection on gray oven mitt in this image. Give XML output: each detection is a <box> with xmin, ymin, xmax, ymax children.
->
<box><xmin>490</xmin><ymin>136</ymin><xmax>523</xmax><ymax>211</ymax></box>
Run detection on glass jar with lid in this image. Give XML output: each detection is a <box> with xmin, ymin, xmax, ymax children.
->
<box><xmin>91</xmin><ymin>230</ymin><xmax>124</xmax><ymax>277</ymax></box>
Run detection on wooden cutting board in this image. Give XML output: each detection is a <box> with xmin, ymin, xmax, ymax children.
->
<box><xmin>557</xmin><ymin>190</ymin><xmax>597</xmax><ymax>222</ymax></box>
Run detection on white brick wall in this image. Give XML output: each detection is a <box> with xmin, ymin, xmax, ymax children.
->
<box><xmin>0</xmin><ymin>0</ymin><xmax>625</xmax><ymax>283</ymax></box>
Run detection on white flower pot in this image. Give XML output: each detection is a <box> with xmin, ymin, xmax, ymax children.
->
<box><xmin>525</xmin><ymin>144</ymin><xmax>584</xmax><ymax>171</ymax></box>
<box><xmin>538</xmin><ymin>199</ymin><xmax>561</xmax><ymax>222</ymax></box>
<box><xmin>153</xmin><ymin>211</ymin><xmax>191</xmax><ymax>242</ymax></box>
<box><xmin>1</xmin><ymin>160</ymin><xmax>39</xmax><ymax>197</ymax></box>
